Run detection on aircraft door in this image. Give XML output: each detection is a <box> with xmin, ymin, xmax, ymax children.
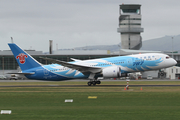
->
<box><xmin>127</xmin><ymin>58</ymin><xmax>132</xmax><ymax>66</ymax></box>
<box><xmin>155</xmin><ymin>55</ymin><xmax>159</xmax><ymax>63</ymax></box>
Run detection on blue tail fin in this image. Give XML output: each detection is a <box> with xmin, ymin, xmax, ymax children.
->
<box><xmin>8</xmin><ymin>43</ymin><xmax>42</xmax><ymax>71</ymax></box>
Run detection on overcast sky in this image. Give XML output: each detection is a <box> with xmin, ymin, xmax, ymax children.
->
<box><xmin>0</xmin><ymin>0</ymin><xmax>180</xmax><ymax>52</ymax></box>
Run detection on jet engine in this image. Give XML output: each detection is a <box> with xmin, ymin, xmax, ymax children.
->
<box><xmin>102</xmin><ymin>66</ymin><xmax>121</xmax><ymax>78</ymax></box>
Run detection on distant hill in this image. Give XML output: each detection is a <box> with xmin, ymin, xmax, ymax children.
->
<box><xmin>74</xmin><ymin>44</ymin><xmax>120</xmax><ymax>51</ymax></box>
<box><xmin>140</xmin><ymin>35</ymin><xmax>180</xmax><ymax>52</ymax></box>
<box><xmin>74</xmin><ymin>34</ymin><xmax>180</xmax><ymax>53</ymax></box>
<box><xmin>52</xmin><ymin>35</ymin><xmax>180</xmax><ymax>54</ymax></box>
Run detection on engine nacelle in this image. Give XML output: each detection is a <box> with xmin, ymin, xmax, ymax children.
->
<box><xmin>102</xmin><ymin>66</ymin><xmax>121</xmax><ymax>78</ymax></box>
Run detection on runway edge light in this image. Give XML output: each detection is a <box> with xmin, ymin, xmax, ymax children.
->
<box><xmin>65</xmin><ymin>99</ymin><xmax>73</xmax><ymax>102</ymax></box>
<box><xmin>88</xmin><ymin>96</ymin><xmax>97</xmax><ymax>99</ymax></box>
<box><xmin>1</xmin><ymin>110</ymin><xmax>12</xmax><ymax>114</ymax></box>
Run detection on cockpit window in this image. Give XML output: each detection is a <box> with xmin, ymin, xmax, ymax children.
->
<box><xmin>166</xmin><ymin>56</ymin><xmax>170</xmax><ymax>59</ymax></box>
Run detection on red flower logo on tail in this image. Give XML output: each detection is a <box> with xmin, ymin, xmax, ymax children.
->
<box><xmin>16</xmin><ymin>53</ymin><xmax>28</xmax><ymax>64</ymax></box>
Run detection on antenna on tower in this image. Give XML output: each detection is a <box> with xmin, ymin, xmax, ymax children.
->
<box><xmin>11</xmin><ymin>37</ymin><xmax>13</xmax><ymax>43</ymax></box>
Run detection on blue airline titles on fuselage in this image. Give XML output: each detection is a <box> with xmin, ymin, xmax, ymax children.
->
<box><xmin>8</xmin><ymin>43</ymin><xmax>177</xmax><ymax>85</ymax></box>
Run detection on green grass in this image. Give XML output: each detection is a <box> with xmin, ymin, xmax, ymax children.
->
<box><xmin>0</xmin><ymin>81</ymin><xmax>180</xmax><ymax>120</ymax></box>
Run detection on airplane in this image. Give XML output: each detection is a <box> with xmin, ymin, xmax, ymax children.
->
<box><xmin>8</xmin><ymin>43</ymin><xmax>177</xmax><ymax>86</ymax></box>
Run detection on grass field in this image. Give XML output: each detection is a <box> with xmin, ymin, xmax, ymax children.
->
<box><xmin>0</xmin><ymin>81</ymin><xmax>180</xmax><ymax>120</ymax></box>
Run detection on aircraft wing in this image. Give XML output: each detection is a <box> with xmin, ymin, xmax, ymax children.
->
<box><xmin>40</xmin><ymin>57</ymin><xmax>102</xmax><ymax>74</ymax></box>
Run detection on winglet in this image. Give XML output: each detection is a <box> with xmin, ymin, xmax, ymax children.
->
<box><xmin>70</xmin><ymin>58</ymin><xmax>82</xmax><ymax>62</ymax></box>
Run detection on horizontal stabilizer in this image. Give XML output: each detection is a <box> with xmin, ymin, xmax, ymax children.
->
<box><xmin>7</xmin><ymin>72</ymin><xmax>35</xmax><ymax>75</ymax></box>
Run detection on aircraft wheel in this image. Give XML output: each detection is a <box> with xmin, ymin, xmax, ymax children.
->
<box><xmin>88</xmin><ymin>82</ymin><xmax>92</xmax><ymax>86</ymax></box>
<box><xmin>92</xmin><ymin>81</ymin><xmax>96</xmax><ymax>86</ymax></box>
<box><xmin>97</xmin><ymin>81</ymin><xmax>101</xmax><ymax>84</ymax></box>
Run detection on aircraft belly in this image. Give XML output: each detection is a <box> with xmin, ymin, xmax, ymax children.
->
<box><xmin>26</xmin><ymin>69</ymin><xmax>87</xmax><ymax>81</ymax></box>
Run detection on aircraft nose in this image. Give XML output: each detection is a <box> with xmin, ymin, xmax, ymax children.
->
<box><xmin>173</xmin><ymin>59</ymin><xmax>177</xmax><ymax>65</ymax></box>
<box><xmin>165</xmin><ymin>58</ymin><xmax>177</xmax><ymax>68</ymax></box>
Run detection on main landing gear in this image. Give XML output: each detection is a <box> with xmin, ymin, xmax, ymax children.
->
<box><xmin>87</xmin><ymin>80</ymin><xmax>101</xmax><ymax>86</ymax></box>
<box><xmin>87</xmin><ymin>73</ymin><xmax>101</xmax><ymax>86</ymax></box>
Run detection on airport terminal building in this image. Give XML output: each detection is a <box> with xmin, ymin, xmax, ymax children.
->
<box><xmin>0</xmin><ymin>49</ymin><xmax>180</xmax><ymax>80</ymax></box>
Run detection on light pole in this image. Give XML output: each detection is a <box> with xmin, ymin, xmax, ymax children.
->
<box><xmin>118</xmin><ymin>44</ymin><xmax>121</xmax><ymax>56</ymax></box>
<box><xmin>172</xmin><ymin>37</ymin><xmax>174</xmax><ymax>58</ymax></box>
<box><xmin>2</xmin><ymin>57</ymin><xmax>4</xmax><ymax>75</ymax></box>
<box><xmin>11</xmin><ymin>37</ymin><xmax>13</xmax><ymax>43</ymax></box>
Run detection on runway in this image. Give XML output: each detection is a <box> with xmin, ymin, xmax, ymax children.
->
<box><xmin>0</xmin><ymin>79</ymin><xmax>180</xmax><ymax>87</ymax></box>
<box><xmin>0</xmin><ymin>84</ymin><xmax>180</xmax><ymax>88</ymax></box>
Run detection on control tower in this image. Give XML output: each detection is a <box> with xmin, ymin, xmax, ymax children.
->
<box><xmin>117</xmin><ymin>4</ymin><xmax>144</xmax><ymax>50</ymax></box>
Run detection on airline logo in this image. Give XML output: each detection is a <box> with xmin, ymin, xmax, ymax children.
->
<box><xmin>16</xmin><ymin>53</ymin><xmax>28</xmax><ymax>64</ymax></box>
